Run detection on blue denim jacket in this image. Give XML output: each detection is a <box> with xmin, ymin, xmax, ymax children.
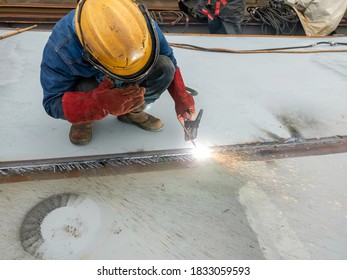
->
<box><xmin>40</xmin><ymin>10</ymin><xmax>177</xmax><ymax>120</ymax></box>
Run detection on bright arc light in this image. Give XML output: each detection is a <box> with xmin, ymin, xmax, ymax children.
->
<box><xmin>191</xmin><ymin>142</ymin><xmax>212</xmax><ymax>160</ymax></box>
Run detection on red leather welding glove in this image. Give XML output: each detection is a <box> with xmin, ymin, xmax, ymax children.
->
<box><xmin>167</xmin><ymin>67</ymin><xmax>195</xmax><ymax>123</ymax></box>
<box><xmin>62</xmin><ymin>78</ymin><xmax>145</xmax><ymax>124</ymax></box>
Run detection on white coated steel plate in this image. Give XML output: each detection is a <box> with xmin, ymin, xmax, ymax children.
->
<box><xmin>1</xmin><ymin>30</ymin><xmax>347</xmax><ymax>163</ymax></box>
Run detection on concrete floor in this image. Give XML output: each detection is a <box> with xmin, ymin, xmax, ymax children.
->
<box><xmin>1</xmin><ymin>26</ymin><xmax>347</xmax><ymax>260</ymax></box>
<box><xmin>1</xmin><ymin>152</ymin><xmax>347</xmax><ymax>260</ymax></box>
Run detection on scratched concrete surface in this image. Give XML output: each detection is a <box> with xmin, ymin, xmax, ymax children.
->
<box><xmin>0</xmin><ymin>161</ymin><xmax>264</xmax><ymax>260</ymax></box>
<box><xmin>1</xmin><ymin>152</ymin><xmax>347</xmax><ymax>260</ymax></box>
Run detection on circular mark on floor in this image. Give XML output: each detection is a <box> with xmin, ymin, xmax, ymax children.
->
<box><xmin>20</xmin><ymin>193</ymin><xmax>100</xmax><ymax>259</ymax></box>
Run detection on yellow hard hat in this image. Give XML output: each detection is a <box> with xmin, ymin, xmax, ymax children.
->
<box><xmin>75</xmin><ymin>0</ymin><xmax>159</xmax><ymax>82</ymax></box>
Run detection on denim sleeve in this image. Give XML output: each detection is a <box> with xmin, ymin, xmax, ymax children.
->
<box><xmin>155</xmin><ymin>21</ymin><xmax>178</xmax><ymax>68</ymax></box>
<box><xmin>40</xmin><ymin>42</ymin><xmax>76</xmax><ymax>120</ymax></box>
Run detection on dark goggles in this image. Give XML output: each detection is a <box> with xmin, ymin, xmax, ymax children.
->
<box><xmin>76</xmin><ymin>0</ymin><xmax>159</xmax><ymax>83</ymax></box>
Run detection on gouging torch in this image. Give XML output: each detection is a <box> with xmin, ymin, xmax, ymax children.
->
<box><xmin>180</xmin><ymin>109</ymin><xmax>203</xmax><ymax>147</ymax></box>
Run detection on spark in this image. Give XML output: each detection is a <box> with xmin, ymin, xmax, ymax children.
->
<box><xmin>191</xmin><ymin>142</ymin><xmax>212</xmax><ymax>160</ymax></box>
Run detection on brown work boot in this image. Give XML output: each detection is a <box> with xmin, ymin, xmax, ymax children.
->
<box><xmin>117</xmin><ymin>103</ymin><xmax>164</xmax><ymax>132</ymax></box>
<box><xmin>69</xmin><ymin>122</ymin><xmax>93</xmax><ymax>145</ymax></box>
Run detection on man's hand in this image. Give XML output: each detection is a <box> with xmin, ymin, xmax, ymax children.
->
<box><xmin>97</xmin><ymin>84</ymin><xmax>145</xmax><ymax>116</ymax></box>
<box><xmin>62</xmin><ymin>78</ymin><xmax>145</xmax><ymax>124</ymax></box>
<box><xmin>167</xmin><ymin>67</ymin><xmax>195</xmax><ymax>123</ymax></box>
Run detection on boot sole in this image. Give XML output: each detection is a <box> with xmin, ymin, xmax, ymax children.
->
<box><xmin>69</xmin><ymin>137</ymin><xmax>92</xmax><ymax>145</ymax></box>
<box><xmin>117</xmin><ymin>116</ymin><xmax>164</xmax><ymax>132</ymax></box>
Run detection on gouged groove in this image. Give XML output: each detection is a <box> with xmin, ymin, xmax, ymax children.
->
<box><xmin>1</xmin><ymin>135</ymin><xmax>347</xmax><ymax>176</ymax></box>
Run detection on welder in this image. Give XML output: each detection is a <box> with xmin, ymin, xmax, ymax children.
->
<box><xmin>179</xmin><ymin>0</ymin><xmax>245</xmax><ymax>34</ymax></box>
<box><xmin>40</xmin><ymin>0</ymin><xmax>195</xmax><ymax>145</ymax></box>
<box><xmin>205</xmin><ymin>0</ymin><xmax>245</xmax><ymax>34</ymax></box>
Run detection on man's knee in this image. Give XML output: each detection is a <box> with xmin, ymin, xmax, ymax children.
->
<box><xmin>142</xmin><ymin>55</ymin><xmax>176</xmax><ymax>103</ymax></box>
<box><xmin>156</xmin><ymin>55</ymin><xmax>176</xmax><ymax>84</ymax></box>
